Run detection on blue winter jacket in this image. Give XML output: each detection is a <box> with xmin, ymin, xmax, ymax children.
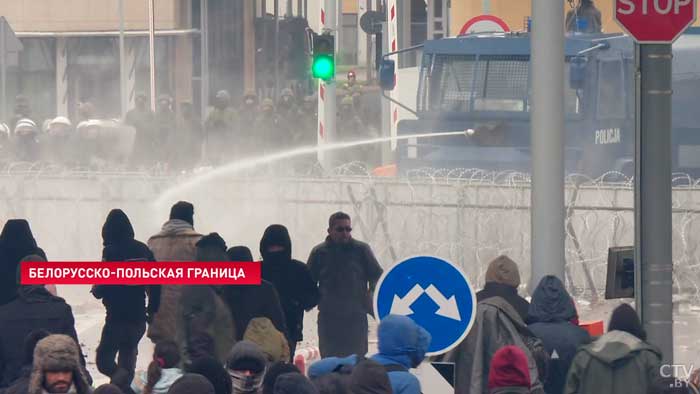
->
<box><xmin>307</xmin><ymin>314</ymin><xmax>431</xmax><ymax>394</ymax></box>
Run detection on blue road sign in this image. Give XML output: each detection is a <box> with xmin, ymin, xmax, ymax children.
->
<box><xmin>374</xmin><ymin>256</ymin><xmax>476</xmax><ymax>355</ymax></box>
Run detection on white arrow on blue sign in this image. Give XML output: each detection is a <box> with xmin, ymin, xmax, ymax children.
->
<box><xmin>373</xmin><ymin>255</ymin><xmax>477</xmax><ymax>356</ymax></box>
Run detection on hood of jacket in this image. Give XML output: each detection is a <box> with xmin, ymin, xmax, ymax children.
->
<box><xmin>1</xmin><ymin>219</ymin><xmax>38</xmax><ymax>257</ymax></box>
<box><xmin>376</xmin><ymin>314</ymin><xmax>431</xmax><ymax>368</ymax></box>
<box><xmin>582</xmin><ymin>330</ymin><xmax>662</xmax><ymax>365</ymax></box>
<box><xmin>243</xmin><ymin>317</ymin><xmax>289</xmax><ymax>364</ymax></box>
<box><xmin>306</xmin><ymin>355</ymin><xmax>358</xmax><ymax>380</ymax></box>
<box><xmin>0</xmin><ymin>220</ymin><xmax>45</xmax><ymax>288</ymax></box>
<box><xmin>608</xmin><ymin>303</ymin><xmax>647</xmax><ymax>341</ymax></box>
<box><xmin>102</xmin><ymin>209</ymin><xmax>135</xmax><ymax>246</ymax></box>
<box><xmin>260</xmin><ymin>225</ymin><xmax>292</xmax><ymax>261</ymax></box>
<box><xmin>527</xmin><ymin>275</ymin><xmax>576</xmax><ymax>323</ymax></box>
<box><xmin>488</xmin><ymin>345</ymin><xmax>531</xmax><ymax>390</ymax></box>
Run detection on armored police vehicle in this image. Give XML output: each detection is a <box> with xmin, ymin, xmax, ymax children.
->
<box><xmin>384</xmin><ymin>29</ymin><xmax>700</xmax><ymax>178</ymax></box>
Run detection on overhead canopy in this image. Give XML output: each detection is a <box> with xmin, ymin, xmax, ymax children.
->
<box><xmin>15</xmin><ymin>28</ymin><xmax>200</xmax><ymax>38</ymax></box>
<box><xmin>1</xmin><ymin>17</ymin><xmax>23</xmax><ymax>52</ymax></box>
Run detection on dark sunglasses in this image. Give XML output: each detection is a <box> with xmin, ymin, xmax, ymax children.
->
<box><xmin>334</xmin><ymin>226</ymin><xmax>352</xmax><ymax>232</ymax></box>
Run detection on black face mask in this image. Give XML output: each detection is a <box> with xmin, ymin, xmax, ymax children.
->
<box><xmin>263</xmin><ymin>250</ymin><xmax>289</xmax><ymax>263</ymax></box>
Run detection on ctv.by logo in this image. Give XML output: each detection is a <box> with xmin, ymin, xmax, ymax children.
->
<box><xmin>660</xmin><ymin>364</ymin><xmax>696</xmax><ymax>388</ymax></box>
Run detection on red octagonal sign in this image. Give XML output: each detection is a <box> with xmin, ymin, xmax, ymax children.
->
<box><xmin>615</xmin><ymin>0</ymin><xmax>697</xmax><ymax>43</ymax></box>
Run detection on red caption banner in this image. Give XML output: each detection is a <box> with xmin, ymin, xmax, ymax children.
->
<box><xmin>20</xmin><ymin>262</ymin><xmax>261</xmax><ymax>285</ymax></box>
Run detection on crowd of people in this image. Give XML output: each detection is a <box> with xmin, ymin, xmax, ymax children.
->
<box><xmin>0</xmin><ymin>72</ymin><xmax>381</xmax><ymax>172</ymax></box>
<box><xmin>1</xmin><ymin>202</ymin><xmax>697</xmax><ymax>394</ymax></box>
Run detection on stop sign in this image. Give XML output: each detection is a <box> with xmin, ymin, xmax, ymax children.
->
<box><xmin>615</xmin><ymin>0</ymin><xmax>697</xmax><ymax>43</ymax></box>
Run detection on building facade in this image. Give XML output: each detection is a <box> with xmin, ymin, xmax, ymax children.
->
<box><xmin>1</xmin><ymin>0</ymin><xmax>202</xmax><ymax>123</ymax></box>
<box><xmin>9</xmin><ymin>0</ymin><xmax>696</xmax><ymax>125</ymax></box>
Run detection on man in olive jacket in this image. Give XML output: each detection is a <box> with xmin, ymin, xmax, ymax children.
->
<box><xmin>307</xmin><ymin>212</ymin><xmax>383</xmax><ymax>358</ymax></box>
<box><xmin>564</xmin><ymin>304</ymin><xmax>662</xmax><ymax>394</ymax></box>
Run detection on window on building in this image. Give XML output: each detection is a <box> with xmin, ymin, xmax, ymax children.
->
<box><xmin>7</xmin><ymin>38</ymin><xmax>56</xmax><ymax>124</ymax></box>
<box><xmin>341</xmin><ymin>13</ymin><xmax>358</xmax><ymax>65</ymax></box>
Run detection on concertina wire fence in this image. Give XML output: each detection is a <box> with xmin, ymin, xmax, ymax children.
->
<box><xmin>1</xmin><ymin>161</ymin><xmax>699</xmax><ymax>304</ymax></box>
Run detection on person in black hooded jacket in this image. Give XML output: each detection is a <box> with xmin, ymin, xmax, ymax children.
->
<box><xmin>259</xmin><ymin>225</ymin><xmax>319</xmax><ymax>360</ymax></box>
<box><xmin>222</xmin><ymin>245</ymin><xmax>289</xmax><ymax>342</ymax></box>
<box><xmin>527</xmin><ymin>275</ymin><xmax>590</xmax><ymax>394</ymax></box>
<box><xmin>93</xmin><ymin>209</ymin><xmax>161</xmax><ymax>391</ymax></box>
<box><xmin>0</xmin><ymin>219</ymin><xmax>46</xmax><ymax>305</ymax></box>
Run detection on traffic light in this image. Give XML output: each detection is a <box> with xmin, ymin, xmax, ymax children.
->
<box><xmin>312</xmin><ymin>34</ymin><xmax>335</xmax><ymax>80</ymax></box>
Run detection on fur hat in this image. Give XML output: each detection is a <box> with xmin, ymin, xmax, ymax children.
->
<box><xmin>226</xmin><ymin>340</ymin><xmax>267</xmax><ymax>374</ymax></box>
<box><xmin>28</xmin><ymin>334</ymin><xmax>91</xmax><ymax>394</ymax></box>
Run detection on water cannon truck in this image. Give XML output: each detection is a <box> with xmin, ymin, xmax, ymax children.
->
<box><xmin>380</xmin><ymin>28</ymin><xmax>700</xmax><ymax>178</ymax></box>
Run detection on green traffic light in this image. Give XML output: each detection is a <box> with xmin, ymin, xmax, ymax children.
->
<box><xmin>312</xmin><ymin>55</ymin><xmax>335</xmax><ymax>80</ymax></box>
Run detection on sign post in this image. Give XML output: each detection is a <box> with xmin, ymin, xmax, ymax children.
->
<box><xmin>614</xmin><ymin>0</ymin><xmax>697</xmax><ymax>363</ymax></box>
<box><xmin>530</xmin><ymin>0</ymin><xmax>566</xmax><ymax>293</ymax></box>
<box><xmin>317</xmin><ymin>0</ymin><xmax>338</xmax><ymax>170</ymax></box>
